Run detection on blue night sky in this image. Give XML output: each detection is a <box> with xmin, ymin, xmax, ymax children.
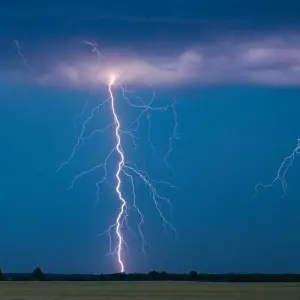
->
<box><xmin>1</xmin><ymin>0</ymin><xmax>300</xmax><ymax>275</ymax></box>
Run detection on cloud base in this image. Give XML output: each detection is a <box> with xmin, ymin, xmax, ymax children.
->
<box><xmin>6</xmin><ymin>31</ymin><xmax>300</xmax><ymax>89</ymax></box>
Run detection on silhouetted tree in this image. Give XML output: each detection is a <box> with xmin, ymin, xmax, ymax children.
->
<box><xmin>32</xmin><ymin>266</ymin><xmax>46</xmax><ymax>281</ymax></box>
<box><xmin>148</xmin><ymin>270</ymin><xmax>160</xmax><ymax>280</ymax></box>
<box><xmin>98</xmin><ymin>274</ymin><xmax>107</xmax><ymax>281</ymax></box>
<box><xmin>111</xmin><ymin>272</ymin><xmax>126</xmax><ymax>281</ymax></box>
<box><xmin>160</xmin><ymin>271</ymin><xmax>168</xmax><ymax>280</ymax></box>
<box><xmin>189</xmin><ymin>271</ymin><xmax>198</xmax><ymax>281</ymax></box>
<box><xmin>0</xmin><ymin>268</ymin><xmax>3</xmax><ymax>281</ymax></box>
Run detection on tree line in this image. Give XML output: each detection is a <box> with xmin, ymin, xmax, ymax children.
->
<box><xmin>1</xmin><ymin>267</ymin><xmax>300</xmax><ymax>282</ymax></box>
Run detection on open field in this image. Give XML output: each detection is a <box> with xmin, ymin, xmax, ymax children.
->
<box><xmin>1</xmin><ymin>281</ymin><xmax>300</xmax><ymax>299</ymax></box>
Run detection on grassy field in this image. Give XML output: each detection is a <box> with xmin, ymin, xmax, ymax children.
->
<box><xmin>0</xmin><ymin>281</ymin><xmax>300</xmax><ymax>299</ymax></box>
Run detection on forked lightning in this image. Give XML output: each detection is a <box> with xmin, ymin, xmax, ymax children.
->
<box><xmin>57</xmin><ymin>42</ymin><xmax>179</xmax><ymax>273</ymax></box>
<box><xmin>254</xmin><ymin>139</ymin><xmax>300</xmax><ymax>199</ymax></box>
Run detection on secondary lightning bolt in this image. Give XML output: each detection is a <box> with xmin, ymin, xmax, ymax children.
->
<box><xmin>57</xmin><ymin>43</ymin><xmax>178</xmax><ymax>273</ymax></box>
<box><xmin>165</xmin><ymin>102</ymin><xmax>179</xmax><ymax>174</ymax></box>
<box><xmin>253</xmin><ymin>138</ymin><xmax>300</xmax><ymax>199</ymax></box>
<box><xmin>14</xmin><ymin>40</ymin><xmax>33</xmax><ymax>73</ymax></box>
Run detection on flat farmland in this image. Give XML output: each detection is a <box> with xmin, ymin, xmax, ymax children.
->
<box><xmin>0</xmin><ymin>281</ymin><xmax>300</xmax><ymax>299</ymax></box>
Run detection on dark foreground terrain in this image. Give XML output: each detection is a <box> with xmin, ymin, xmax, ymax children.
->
<box><xmin>1</xmin><ymin>281</ymin><xmax>300</xmax><ymax>299</ymax></box>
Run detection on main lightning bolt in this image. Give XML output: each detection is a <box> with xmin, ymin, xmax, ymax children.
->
<box><xmin>108</xmin><ymin>75</ymin><xmax>126</xmax><ymax>272</ymax></box>
<box><xmin>57</xmin><ymin>42</ymin><xmax>178</xmax><ymax>273</ymax></box>
<box><xmin>253</xmin><ymin>138</ymin><xmax>300</xmax><ymax>199</ymax></box>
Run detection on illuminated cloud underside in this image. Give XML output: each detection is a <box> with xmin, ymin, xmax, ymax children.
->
<box><xmin>6</xmin><ymin>32</ymin><xmax>300</xmax><ymax>87</ymax></box>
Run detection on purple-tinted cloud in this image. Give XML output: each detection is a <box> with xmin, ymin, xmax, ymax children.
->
<box><xmin>6</xmin><ymin>32</ymin><xmax>300</xmax><ymax>88</ymax></box>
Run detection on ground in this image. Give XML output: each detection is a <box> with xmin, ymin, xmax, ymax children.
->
<box><xmin>0</xmin><ymin>281</ymin><xmax>300</xmax><ymax>299</ymax></box>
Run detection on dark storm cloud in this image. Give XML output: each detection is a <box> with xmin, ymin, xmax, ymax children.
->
<box><xmin>1</xmin><ymin>0</ymin><xmax>300</xmax><ymax>87</ymax></box>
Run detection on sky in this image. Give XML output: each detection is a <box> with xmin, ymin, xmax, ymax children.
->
<box><xmin>0</xmin><ymin>0</ymin><xmax>300</xmax><ymax>274</ymax></box>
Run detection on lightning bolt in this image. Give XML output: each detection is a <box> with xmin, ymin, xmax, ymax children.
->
<box><xmin>253</xmin><ymin>138</ymin><xmax>300</xmax><ymax>199</ymax></box>
<box><xmin>57</xmin><ymin>43</ymin><xmax>178</xmax><ymax>273</ymax></box>
<box><xmin>108</xmin><ymin>75</ymin><xmax>126</xmax><ymax>272</ymax></box>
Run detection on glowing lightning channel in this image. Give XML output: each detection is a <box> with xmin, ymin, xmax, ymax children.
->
<box><xmin>108</xmin><ymin>75</ymin><xmax>126</xmax><ymax>273</ymax></box>
<box><xmin>253</xmin><ymin>138</ymin><xmax>300</xmax><ymax>199</ymax></box>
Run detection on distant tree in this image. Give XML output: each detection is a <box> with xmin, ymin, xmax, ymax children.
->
<box><xmin>189</xmin><ymin>271</ymin><xmax>198</xmax><ymax>281</ymax></box>
<box><xmin>112</xmin><ymin>272</ymin><xmax>126</xmax><ymax>281</ymax></box>
<box><xmin>148</xmin><ymin>271</ymin><xmax>160</xmax><ymax>280</ymax></box>
<box><xmin>32</xmin><ymin>266</ymin><xmax>46</xmax><ymax>281</ymax></box>
<box><xmin>0</xmin><ymin>268</ymin><xmax>3</xmax><ymax>281</ymax></box>
<box><xmin>160</xmin><ymin>271</ymin><xmax>168</xmax><ymax>280</ymax></box>
<box><xmin>98</xmin><ymin>274</ymin><xmax>107</xmax><ymax>281</ymax></box>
